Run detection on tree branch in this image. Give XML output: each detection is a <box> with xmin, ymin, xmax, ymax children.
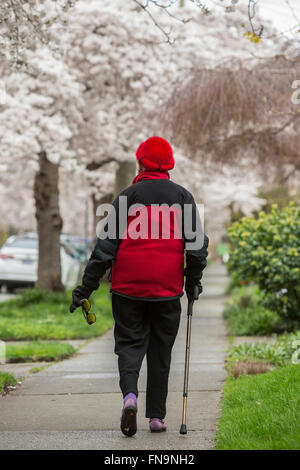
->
<box><xmin>86</xmin><ymin>158</ymin><xmax>116</xmax><ymax>171</ymax></box>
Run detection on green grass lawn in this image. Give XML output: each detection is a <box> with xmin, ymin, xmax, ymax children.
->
<box><xmin>0</xmin><ymin>284</ymin><xmax>113</xmax><ymax>340</ymax></box>
<box><xmin>5</xmin><ymin>342</ymin><xmax>76</xmax><ymax>362</ymax></box>
<box><xmin>0</xmin><ymin>372</ymin><xmax>17</xmax><ymax>394</ymax></box>
<box><xmin>216</xmin><ymin>364</ymin><xmax>300</xmax><ymax>450</ymax></box>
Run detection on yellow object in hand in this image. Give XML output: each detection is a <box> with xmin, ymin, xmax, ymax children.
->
<box><xmin>81</xmin><ymin>299</ymin><xmax>96</xmax><ymax>325</ymax></box>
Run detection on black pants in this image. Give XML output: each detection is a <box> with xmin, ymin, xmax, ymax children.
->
<box><xmin>112</xmin><ymin>293</ymin><xmax>181</xmax><ymax>419</ymax></box>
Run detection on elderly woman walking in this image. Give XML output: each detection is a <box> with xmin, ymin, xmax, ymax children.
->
<box><xmin>70</xmin><ymin>137</ymin><xmax>209</xmax><ymax>437</ymax></box>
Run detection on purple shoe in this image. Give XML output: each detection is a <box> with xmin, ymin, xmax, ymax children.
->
<box><xmin>120</xmin><ymin>394</ymin><xmax>137</xmax><ymax>437</ymax></box>
<box><xmin>149</xmin><ymin>418</ymin><xmax>167</xmax><ymax>433</ymax></box>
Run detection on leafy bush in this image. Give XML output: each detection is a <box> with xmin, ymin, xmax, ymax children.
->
<box><xmin>228</xmin><ymin>331</ymin><xmax>300</xmax><ymax>367</ymax></box>
<box><xmin>225</xmin><ymin>271</ymin><xmax>247</xmax><ymax>294</ymax></box>
<box><xmin>228</xmin><ymin>203</ymin><xmax>300</xmax><ymax>327</ymax></box>
<box><xmin>224</xmin><ymin>286</ymin><xmax>280</xmax><ymax>335</ymax></box>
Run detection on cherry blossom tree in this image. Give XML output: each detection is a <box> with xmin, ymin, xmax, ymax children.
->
<box><xmin>1</xmin><ymin>0</ymin><xmax>296</xmax><ymax>288</ymax></box>
<box><xmin>1</xmin><ymin>0</ymin><xmax>298</xmax><ymax>67</ymax></box>
<box><xmin>0</xmin><ymin>47</ymin><xmax>84</xmax><ymax>290</ymax></box>
<box><xmin>162</xmin><ymin>54</ymin><xmax>300</xmax><ymax>183</ymax></box>
<box><xmin>0</xmin><ymin>0</ymin><xmax>166</xmax><ymax>290</ymax></box>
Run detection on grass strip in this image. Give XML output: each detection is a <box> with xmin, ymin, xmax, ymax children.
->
<box><xmin>0</xmin><ymin>284</ymin><xmax>113</xmax><ymax>340</ymax></box>
<box><xmin>216</xmin><ymin>364</ymin><xmax>300</xmax><ymax>450</ymax></box>
<box><xmin>5</xmin><ymin>342</ymin><xmax>76</xmax><ymax>363</ymax></box>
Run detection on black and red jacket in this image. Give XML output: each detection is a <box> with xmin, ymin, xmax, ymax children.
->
<box><xmin>83</xmin><ymin>171</ymin><xmax>209</xmax><ymax>301</ymax></box>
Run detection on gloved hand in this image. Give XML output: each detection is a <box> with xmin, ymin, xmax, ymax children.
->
<box><xmin>185</xmin><ymin>277</ymin><xmax>202</xmax><ymax>301</ymax></box>
<box><xmin>70</xmin><ymin>285</ymin><xmax>93</xmax><ymax>313</ymax></box>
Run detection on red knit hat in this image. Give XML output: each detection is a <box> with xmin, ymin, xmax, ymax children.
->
<box><xmin>136</xmin><ymin>136</ymin><xmax>174</xmax><ymax>172</ymax></box>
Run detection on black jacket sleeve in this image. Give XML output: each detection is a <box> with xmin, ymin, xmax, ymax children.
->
<box><xmin>82</xmin><ymin>194</ymin><xmax>123</xmax><ymax>291</ymax></box>
<box><xmin>183</xmin><ymin>192</ymin><xmax>209</xmax><ymax>284</ymax></box>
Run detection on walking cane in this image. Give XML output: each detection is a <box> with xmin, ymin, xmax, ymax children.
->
<box><xmin>180</xmin><ymin>286</ymin><xmax>200</xmax><ymax>435</ymax></box>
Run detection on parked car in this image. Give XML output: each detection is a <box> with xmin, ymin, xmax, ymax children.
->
<box><xmin>0</xmin><ymin>233</ymin><xmax>83</xmax><ymax>291</ymax></box>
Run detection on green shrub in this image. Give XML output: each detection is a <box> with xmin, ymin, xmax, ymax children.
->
<box><xmin>228</xmin><ymin>203</ymin><xmax>300</xmax><ymax>327</ymax></box>
<box><xmin>227</xmin><ymin>284</ymin><xmax>262</xmax><ymax>307</ymax></box>
<box><xmin>228</xmin><ymin>331</ymin><xmax>300</xmax><ymax>367</ymax></box>
<box><xmin>225</xmin><ymin>271</ymin><xmax>246</xmax><ymax>294</ymax></box>
<box><xmin>224</xmin><ymin>286</ymin><xmax>280</xmax><ymax>335</ymax></box>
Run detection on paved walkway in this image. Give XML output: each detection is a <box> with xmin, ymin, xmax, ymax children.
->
<box><xmin>0</xmin><ymin>263</ymin><xmax>228</xmax><ymax>450</ymax></box>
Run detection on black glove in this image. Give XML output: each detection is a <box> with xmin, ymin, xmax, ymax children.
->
<box><xmin>70</xmin><ymin>285</ymin><xmax>93</xmax><ymax>313</ymax></box>
<box><xmin>185</xmin><ymin>277</ymin><xmax>202</xmax><ymax>301</ymax></box>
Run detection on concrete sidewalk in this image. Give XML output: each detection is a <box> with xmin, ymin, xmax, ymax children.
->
<box><xmin>0</xmin><ymin>263</ymin><xmax>228</xmax><ymax>450</ymax></box>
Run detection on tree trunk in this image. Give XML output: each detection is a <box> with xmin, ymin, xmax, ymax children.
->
<box><xmin>114</xmin><ymin>160</ymin><xmax>136</xmax><ymax>198</ymax></box>
<box><xmin>34</xmin><ymin>151</ymin><xmax>64</xmax><ymax>292</ymax></box>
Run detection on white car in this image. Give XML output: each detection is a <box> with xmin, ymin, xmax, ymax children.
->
<box><xmin>0</xmin><ymin>234</ymin><xmax>83</xmax><ymax>291</ymax></box>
